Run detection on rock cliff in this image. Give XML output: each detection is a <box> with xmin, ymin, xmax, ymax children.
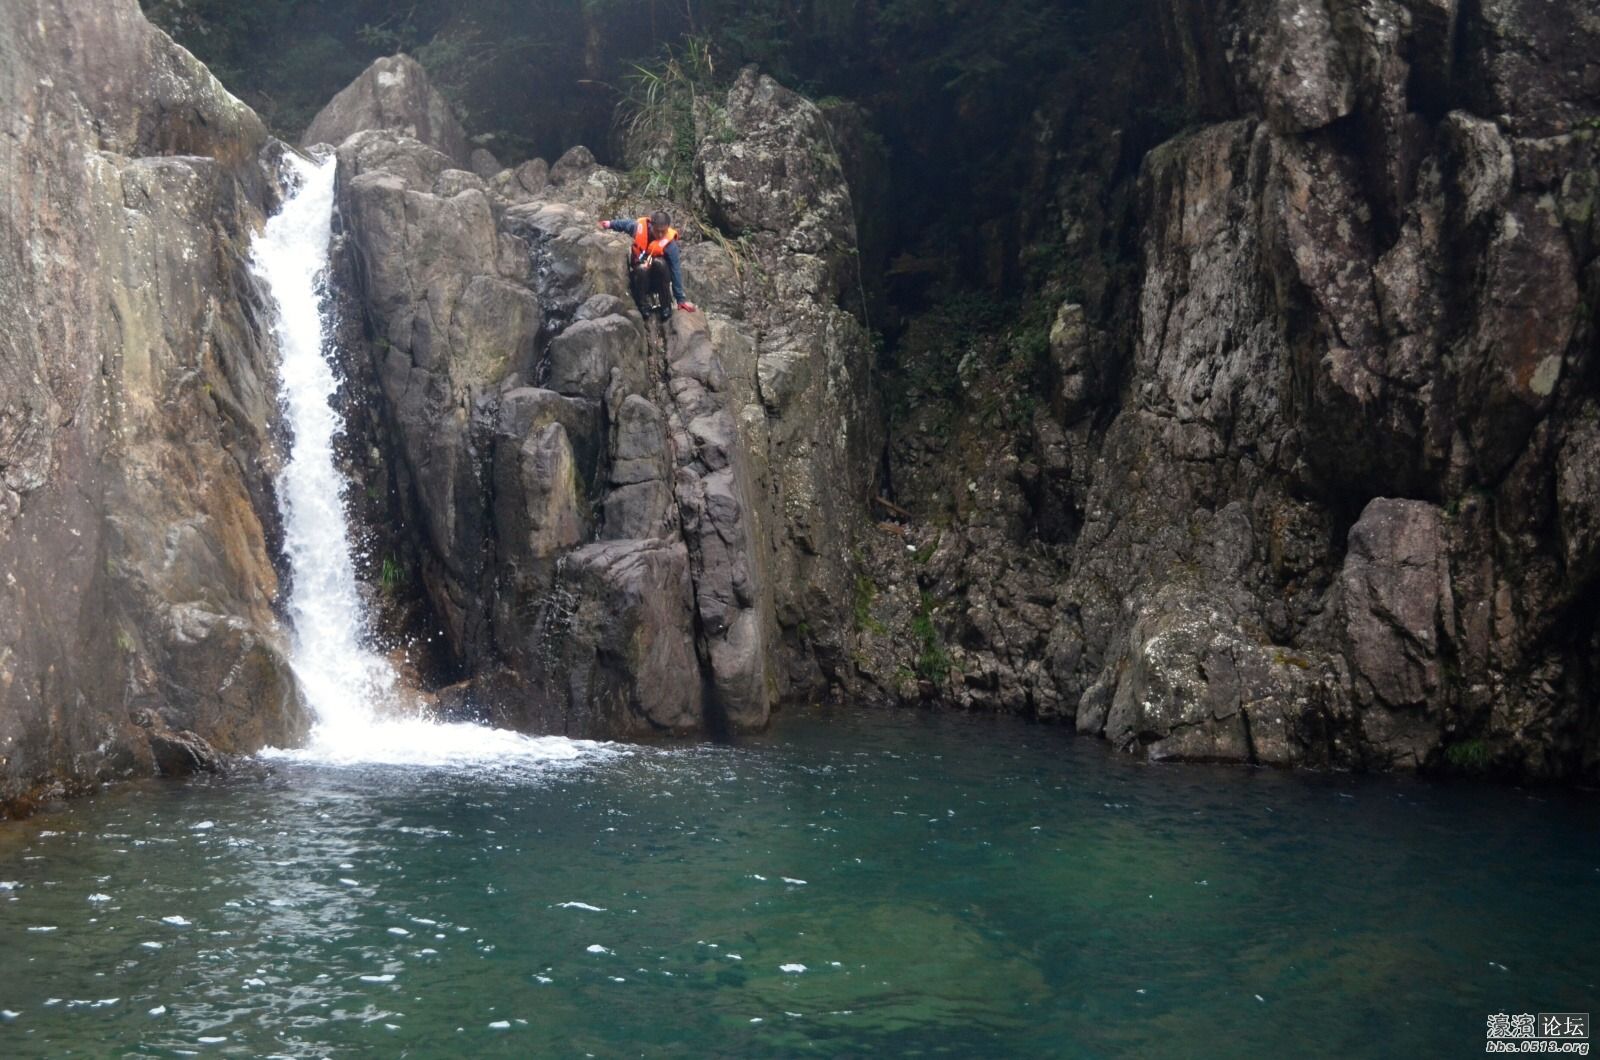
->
<box><xmin>312</xmin><ymin>66</ymin><xmax>879</xmax><ymax>736</ymax></box>
<box><xmin>0</xmin><ymin>0</ymin><xmax>307</xmax><ymax>814</ymax></box>
<box><xmin>856</xmin><ymin>0</ymin><xmax>1599</xmax><ymax>779</ymax></box>
<box><xmin>262</xmin><ymin>12</ymin><xmax>1600</xmax><ymax>777</ymax></box>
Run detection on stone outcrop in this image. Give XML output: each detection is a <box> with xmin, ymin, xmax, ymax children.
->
<box><xmin>0</xmin><ymin>0</ymin><xmax>308</xmax><ymax>814</ymax></box>
<box><xmin>855</xmin><ymin>0</ymin><xmax>1599</xmax><ymax>780</ymax></box>
<box><xmin>323</xmin><ymin>61</ymin><xmax>877</xmax><ymax>737</ymax></box>
<box><xmin>303</xmin><ymin>54</ymin><xmax>471</xmax><ymax>166</ymax></box>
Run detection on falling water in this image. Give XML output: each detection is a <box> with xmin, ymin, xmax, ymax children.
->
<box><xmin>250</xmin><ymin>153</ymin><xmax>395</xmax><ymax>731</ymax></box>
<box><xmin>249</xmin><ymin>152</ymin><xmax>602</xmax><ymax>770</ymax></box>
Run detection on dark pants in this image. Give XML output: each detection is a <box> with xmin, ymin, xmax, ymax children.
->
<box><xmin>628</xmin><ymin>257</ymin><xmax>673</xmax><ymax>320</ymax></box>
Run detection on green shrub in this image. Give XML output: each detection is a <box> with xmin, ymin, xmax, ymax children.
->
<box><xmin>853</xmin><ymin>575</ymin><xmax>885</xmax><ymax>633</ymax></box>
<box><xmin>912</xmin><ymin>592</ymin><xmax>949</xmax><ymax>684</ymax></box>
<box><xmin>618</xmin><ymin>36</ymin><xmax>718</xmax><ymax>200</ymax></box>
<box><xmin>1445</xmin><ymin>738</ymin><xmax>1492</xmax><ymax>771</ymax></box>
<box><xmin>379</xmin><ymin>553</ymin><xmax>406</xmax><ymax>597</ymax></box>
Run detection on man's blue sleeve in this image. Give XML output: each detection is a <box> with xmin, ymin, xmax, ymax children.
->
<box><xmin>609</xmin><ymin>218</ymin><xmax>638</xmax><ymax>235</ymax></box>
<box><xmin>665</xmin><ymin>241</ymin><xmax>686</xmax><ymax>302</ymax></box>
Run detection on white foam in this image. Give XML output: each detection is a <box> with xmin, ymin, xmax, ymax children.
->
<box><xmin>780</xmin><ymin>963</ymin><xmax>806</xmax><ymax>974</ymax></box>
<box><xmin>781</xmin><ymin>878</ymin><xmax>807</xmax><ymax>886</ymax></box>
<box><xmin>387</xmin><ymin>927</ymin><xmax>409</xmax><ymax>936</ymax></box>
<box><xmin>488</xmin><ymin>1020</ymin><xmax>511</xmax><ymax>1030</ymax></box>
<box><xmin>191</xmin><ymin>821</ymin><xmax>215</xmax><ymax>831</ymax></box>
<box><xmin>263</xmin><ymin>719</ymin><xmax>615</xmax><ymax>771</ymax></box>
<box><xmin>27</xmin><ymin>926</ymin><xmax>56</xmax><ymax>933</ymax></box>
<box><xmin>148</xmin><ymin>1006</ymin><xmax>167</xmax><ymax>1017</ymax></box>
<box><xmin>359</xmin><ymin>974</ymin><xmax>395</xmax><ymax>983</ymax></box>
<box><xmin>557</xmin><ymin>902</ymin><xmax>607</xmax><ymax>912</ymax></box>
<box><xmin>586</xmin><ymin>944</ymin><xmax>611</xmax><ymax>955</ymax></box>
<box><xmin>161</xmin><ymin>915</ymin><xmax>191</xmax><ymax>927</ymax></box>
<box><xmin>87</xmin><ymin>893</ymin><xmax>111</xmax><ymax>903</ymax></box>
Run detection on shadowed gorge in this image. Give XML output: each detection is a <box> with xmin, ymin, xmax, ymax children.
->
<box><xmin>122</xmin><ymin>0</ymin><xmax>1600</xmax><ymax>780</ymax></box>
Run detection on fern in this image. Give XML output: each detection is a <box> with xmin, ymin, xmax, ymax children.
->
<box><xmin>617</xmin><ymin>36</ymin><xmax>719</xmax><ymax>200</ymax></box>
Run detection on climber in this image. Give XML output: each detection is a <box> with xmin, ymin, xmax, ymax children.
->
<box><xmin>599</xmin><ymin>211</ymin><xmax>697</xmax><ymax>321</ymax></box>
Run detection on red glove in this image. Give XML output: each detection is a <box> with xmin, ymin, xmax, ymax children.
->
<box><xmin>598</xmin><ymin>220</ymin><xmax>612</xmax><ymax>230</ymax></box>
<box><xmin>677</xmin><ymin>301</ymin><xmax>697</xmax><ymax>313</ymax></box>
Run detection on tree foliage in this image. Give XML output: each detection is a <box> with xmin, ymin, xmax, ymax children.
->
<box><xmin>143</xmin><ymin>0</ymin><xmax>1134</xmax><ymax>158</ymax></box>
<box><xmin>141</xmin><ymin>0</ymin><xmax>1156</xmax><ymax>301</ymax></box>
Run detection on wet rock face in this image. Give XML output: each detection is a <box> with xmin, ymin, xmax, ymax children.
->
<box><xmin>0</xmin><ymin>0</ymin><xmax>307</xmax><ymax>815</ymax></box>
<box><xmin>1339</xmin><ymin>500</ymin><xmax>1454</xmax><ymax>715</ymax></box>
<box><xmin>529</xmin><ymin>539</ymin><xmax>704</xmax><ymax>737</ymax></box>
<box><xmin>6</xmin><ymin>0</ymin><xmax>1588</xmax><ymax>791</ymax></box>
<box><xmin>326</xmin><ymin>60</ymin><xmax>876</xmax><ymax>737</ymax></box>
<box><xmin>855</xmin><ymin>0</ymin><xmax>1599</xmax><ymax>780</ymax></box>
<box><xmin>1557</xmin><ymin>409</ymin><xmax>1600</xmax><ymax>583</ymax></box>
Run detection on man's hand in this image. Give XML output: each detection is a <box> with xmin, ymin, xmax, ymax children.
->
<box><xmin>598</xmin><ymin>220</ymin><xmax>612</xmax><ymax>230</ymax></box>
<box><xmin>677</xmin><ymin>301</ymin><xmax>697</xmax><ymax>313</ymax></box>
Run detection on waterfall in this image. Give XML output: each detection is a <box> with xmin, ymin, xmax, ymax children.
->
<box><xmin>250</xmin><ymin>152</ymin><xmax>602</xmax><ymax>770</ymax></box>
<box><xmin>251</xmin><ymin>153</ymin><xmax>397</xmax><ymax>734</ymax></box>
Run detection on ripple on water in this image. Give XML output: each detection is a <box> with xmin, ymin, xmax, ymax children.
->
<box><xmin>0</xmin><ymin>709</ymin><xmax>1594</xmax><ymax>1058</ymax></box>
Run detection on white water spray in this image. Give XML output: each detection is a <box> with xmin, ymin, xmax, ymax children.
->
<box><xmin>251</xmin><ymin>154</ymin><xmax>396</xmax><ymax>731</ymax></box>
<box><xmin>250</xmin><ymin>152</ymin><xmax>608</xmax><ymax>770</ymax></box>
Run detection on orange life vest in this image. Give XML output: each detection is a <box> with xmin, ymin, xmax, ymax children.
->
<box><xmin>632</xmin><ymin>216</ymin><xmax>678</xmax><ymax>261</ymax></box>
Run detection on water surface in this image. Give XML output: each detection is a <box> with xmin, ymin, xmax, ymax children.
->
<box><xmin>0</xmin><ymin>708</ymin><xmax>1594</xmax><ymax>1057</ymax></box>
